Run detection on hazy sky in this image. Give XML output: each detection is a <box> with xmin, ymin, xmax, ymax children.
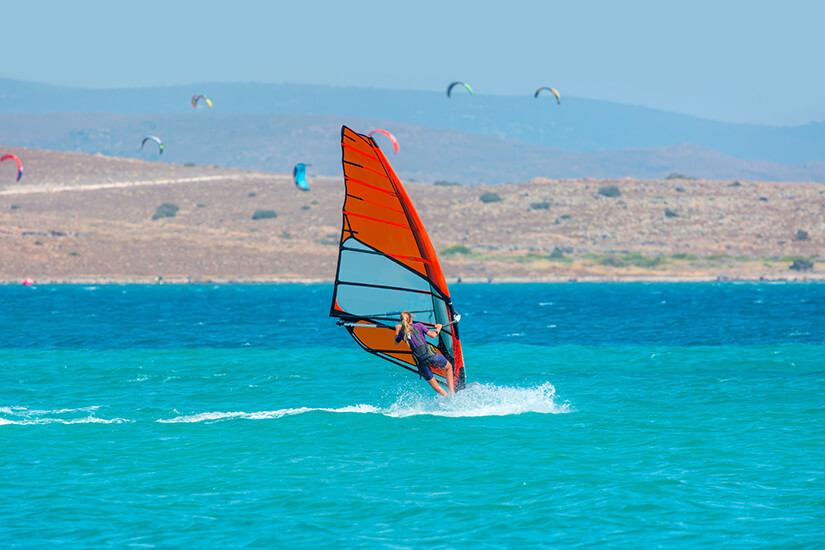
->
<box><xmin>2</xmin><ymin>0</ymin><xmax>822</xmax><ymax>125</ymax></box>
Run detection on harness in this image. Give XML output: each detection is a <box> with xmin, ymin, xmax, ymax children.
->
<box><xmin>406</xmin><ymin>325</ymin><xmax>438</xmax><ymax>367</ymax></box>
<box><xmin>410</xmin><ymin>340</ymin><xmax>438</xmax><ymax>367</ymax></box>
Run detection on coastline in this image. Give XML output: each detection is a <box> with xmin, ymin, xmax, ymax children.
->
<box><xmin>3</xmin><ymin>274</ymin><xmax>823</xmax><ymax>285</ymax></box>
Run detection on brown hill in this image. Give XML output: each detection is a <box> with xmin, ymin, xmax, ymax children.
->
<box><xmin>1</xmin><ymin>147</ymin><xmax>823</xmax><ymax>283</ymax></box>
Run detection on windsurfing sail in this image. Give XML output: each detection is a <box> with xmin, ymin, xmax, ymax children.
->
<box><xmin>330</xmin><ymin>126</ymin><xmax>466</xmax><ymax>390</ymax></box>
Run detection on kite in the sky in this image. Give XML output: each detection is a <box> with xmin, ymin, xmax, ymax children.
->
<box><xmin>191</xmin><ymin>94</ymin><xmax>213</xmax><ymax>108</ymax></box>
<box><xmin>1</xmin><ymin>154</ymin><xmax>23</xmax><ymax>181</ymax></box>
<box><xmin>141</xmin><ymin>136</ymin><xmax>164</xmax><ymax>155</ymax></box>
<box><xmin>534</xmin><ymin>87</ymin><xmax>561</xmax><ymax>104</ymax></box>
<box><xmin>446</xmin><ymin>81</ymin><xmax>474</xmax><ymax>98</ymax></box>
<box><xmin>367</xmin><ymin>129</ymin><xmax>399</xmax><ymax>154</ymax></box>
<box><xmin>294</xmin><ymin>163</ymin><xmax>310</xmax><ymax>191</ymax></box>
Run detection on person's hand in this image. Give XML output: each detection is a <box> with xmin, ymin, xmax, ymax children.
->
<box><xmin>435</xmin><ymin>323</ymin><xmax>442</xmax><ymax>332</ymax></box>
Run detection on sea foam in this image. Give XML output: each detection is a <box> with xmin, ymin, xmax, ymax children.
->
<box><xmin>0</xmin><ymin>405</ymin><xmax>130</xmax><ymax>425</ymax></box>
<box><xmin>384</xmin><ymin>382</ymin><xmax>569</xmax><ymax>418</ymax></box>
<box><xmin>156</xmin><ymin>383</ymin><xmax>569</xmax><ymax>423</ymax></box>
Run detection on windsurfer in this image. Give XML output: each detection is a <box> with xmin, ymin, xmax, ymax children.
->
<box><xmin>395</xmin><ymin>311</ymin><xmax>455</xmax><ymax>395</ymax></box>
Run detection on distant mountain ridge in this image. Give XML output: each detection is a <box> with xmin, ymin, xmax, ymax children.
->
<box><xmin>2</xmin><ymin>113</ymin><xmax>824</xmax><ymax>184</ymax></box>
<box><xmin>2</xmin><ymin>78</ymin><xmax>824</xmax><ymax>167</ymax></box>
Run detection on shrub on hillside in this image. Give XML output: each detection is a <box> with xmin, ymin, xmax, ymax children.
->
<box><xmin>252</xmin><ymin>209</ymin><xmax>277</xmax><ymax>220</ymax></box>
<box><xmin>671</xmin><ymin>253</ymin><xmax>697</xmax><ymax>261</ymax></box>
<box><xmin>530</xmin><ymin>202</ymin><xmax>550</xmax><ymax>210</ymax></box>
<box><xmin>152</xmin><ymin>203</ymin><xmax>179</xmax><ymax>220</ymax></box>
<box><xmin>665</xmin><ymin>172</ymin><xmax>691</xmax><ymax>180</ymax></box>
<box><xmin>441</xmin><ymin>244</ymin><xmax>472</xmax><ymax>256</ymax></box>
<box><xmin>599</xmin><ymin>256</ymin><xmax>626</xmax><ymax>267</ymax></box>
<box><xmin>794</xmin><ymin>229</ymin><xmax>810</xmax><ymax>241</ymax></box>
<box><xmin>789</xmin><ymin>258</ymin><xmax>814</xmax><ymax>271</ymax></box>
<box><xmin>434</xmin><ymin>180</ymin><xmax>462</xmax><ymax>187</ymax></box>
<box><xmin>479</xmin><ymin>192</ymin><xmax>502</xmax><ymax>203</ymax></box>
<box><xmin>599</xmin><ymin>253</ymin><xmax>662</xmax><ymax>268</ymax></box>
<box><xmin>316</xmin><ymin>233</ymin><xmax>339</xmax><ymax>246</ymax></box>
<box><xmin>598</xmin><ymin>185</ymin><xmax>621</xmax><ymax>198</ymax></box>
<box><xmin>665</xmin><ymin>208</ymin><xmax>679</xmax><ymax>218</ymax></box>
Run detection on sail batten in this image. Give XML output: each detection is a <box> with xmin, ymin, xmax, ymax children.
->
<box><xmin>342</xmin><ymin>143</ymin><xmax>381</xmax><ymax>161</ymax></box>
<box><xmin>336</xmin><ymin>280</ymin><xmax>438</xmax><ymax>297</ymax></box>
<box><xmin>342</xmin><ymin>210</ymin><xmax>411</xmax><ymax>229</ymax></box>
<box><xmin>330</xmin><ymin>126</ymin><xmax>466</xmax><ymax>390</ymax></box>
<box><xmin>345</xmin><ymin>177</ymin><xmax>397</xmax><ymax>196</ymax></box>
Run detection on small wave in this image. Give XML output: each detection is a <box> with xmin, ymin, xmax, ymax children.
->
<box><xmin>159</xmin><ymin>404</ymin><xmax>379</xmax><ymax>423</ymax></box>
<box><xmin>1</xmin><ymin>405</ymin><xmax>100</xmax><ymax>416</ymax></box>
<box><xmin>0</xmin><ymin>405</ymin><xmax>127</xmax><ymax>426</ymax></box>
<box><xmin>158</xmin><ymin>383</ymin><xmax>569</xmax><ymax>423</ymax></box>
<box><xmin>43</xmin><ymin>406</ymin><xmax>101</xmax><ymax>414</ymax></box>
<box><xmin>1</xmin><ymin>415</ymin><xmax>131</xmax><ymax>425</ymax></box>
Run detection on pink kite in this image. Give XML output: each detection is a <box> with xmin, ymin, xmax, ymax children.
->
<box><xmin>367</xmin><ymin>129</ymin><xmax>400</xmax><ymax>155</ymax></box>
<box><xmin>1</xmin><ymin>154</ymin><xmax>23</xmax><ymax>181</ymax></box>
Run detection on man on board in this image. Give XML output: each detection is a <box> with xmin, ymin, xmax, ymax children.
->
<box><xmin>395</xmin><ymin>311</ymin><xmax>455</xmax><ymax>396</ymax></box>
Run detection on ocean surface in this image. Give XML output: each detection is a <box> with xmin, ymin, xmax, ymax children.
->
<box><xmin>1</xmin><ymin>283</ymin><xmax>823</xmax><ymax>548</ymax></box>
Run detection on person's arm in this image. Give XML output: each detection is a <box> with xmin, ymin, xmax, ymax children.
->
<box><xmin>425</xmin><ymin>323</ymin><xmax>443</xmax><ymax>339</ymax></box>
<box><xmin>394</xmin><ymin>324</ymin><xmax>403</xmax><ymax>344</ymax></box>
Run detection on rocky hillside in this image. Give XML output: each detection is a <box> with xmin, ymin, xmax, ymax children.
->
<box><xmin>1</xmin><ymin>148</ymin><xmax>822</xmax><ymax>283</ymax></box>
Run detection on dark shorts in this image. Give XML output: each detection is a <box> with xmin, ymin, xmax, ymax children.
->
<box><xmin>417</xmin><ymin>353</ymin><xmax>449</xmax><ymax>381</ymax></box>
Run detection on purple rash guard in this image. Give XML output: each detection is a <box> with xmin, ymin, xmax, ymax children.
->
<box><xmin>395</xmin><ymin>322</ymin><xmax>430</xmax><ymax>348</ymax></box>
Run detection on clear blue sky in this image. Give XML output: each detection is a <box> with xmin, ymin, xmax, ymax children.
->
<box><xmin>2</xmin><ymin>0</ymin><xmax>822</xmax><ymax>125</ymax></box>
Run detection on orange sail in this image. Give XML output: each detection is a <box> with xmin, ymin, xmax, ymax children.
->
<box><xmin>330</xmin><ymin>126</ymin><xmax>465</xmax><ymax>389</ymax></box>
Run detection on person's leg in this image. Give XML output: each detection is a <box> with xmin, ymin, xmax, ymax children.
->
<box><xmin>431</xmin><ymin>355</ymin><xmax>455</xmax><ymax>395</ymax></box>
<box><xmin>427</xmin><ymin>377</ymin><xmax>448</xmax><ymax>396</ymax></box>
<box><xmin>418</xmin><ymin>361</ymin><xmax>445</xmax><ymax>395</ymax></box>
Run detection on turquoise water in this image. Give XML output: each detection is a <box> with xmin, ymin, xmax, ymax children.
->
<box><xmin>1</xmin><ymin>283</ymin><xmax>823</xmax><ymax>548</ymax></box>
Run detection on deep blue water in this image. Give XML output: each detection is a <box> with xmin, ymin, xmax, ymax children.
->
<box><xmin>1</xmin><ymin>283</ymin><xmax>823</xmax><ymax>548</ymax></box>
